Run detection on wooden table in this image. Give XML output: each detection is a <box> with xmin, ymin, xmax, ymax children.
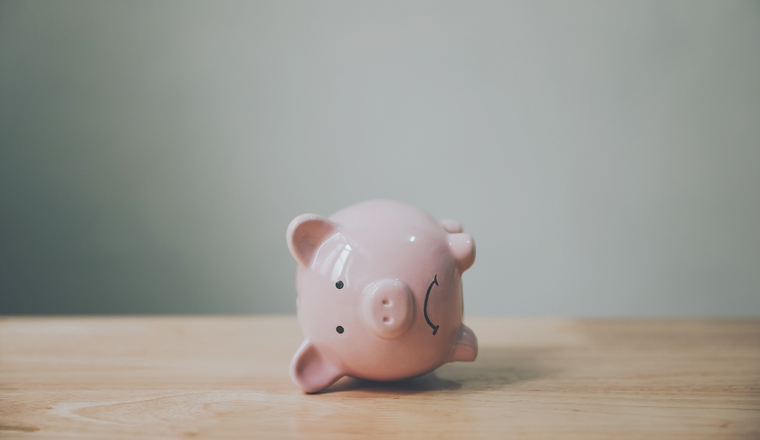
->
<box><xmin>1</xmin><ymin>317</ymin><xmax>759</xmax><ymax>439</ymax></box>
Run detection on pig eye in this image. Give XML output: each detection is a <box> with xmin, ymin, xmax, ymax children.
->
<box><xmin>336</xmin><ymin>326</ymin><xmax>344</xmax><ymax>334</ymax></box>
<box><xmin>335</xmin><ymin>281</ymin><xmax>344</xmax><ymax>289</ymax></box>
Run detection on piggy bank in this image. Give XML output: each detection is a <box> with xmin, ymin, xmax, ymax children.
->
<box><xmin>286</xmin><ymin>199</ymin><xmax>477</xmax><ymax>393</ymax></box>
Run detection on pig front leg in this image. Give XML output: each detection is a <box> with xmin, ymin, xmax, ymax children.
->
<box><xmin>449</xmin><ymin>323</ymin><xmax>478</xmax><ymax>362</ymax></box>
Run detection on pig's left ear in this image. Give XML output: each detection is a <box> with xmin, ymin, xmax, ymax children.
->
<box><xmin>448</xmin><ymin>233</ymin><xmax>475</xmax><ymax>272</ymax></box>
<box><xmin>287</xmin><ymin>214</ymin><xmax>339</xmax><ymax>269</ymax></box>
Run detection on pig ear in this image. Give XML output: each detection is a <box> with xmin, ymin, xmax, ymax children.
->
<box><xmin>286</xmin><ymin>214</ymin><xmax>339</xmax><ymax>269</ymax></box>
<box><xmin>448</xmin><ymin>233</ymin><xmax>475</xmax><ymax>272</ymax></box>
<box><xmin>450</xmin><ymin>323</ymin><xmax>478</xmax><ymax>362</ymax></box>
<box><xmin>290</xmin><ymin>339</ymin><xmax>344</xmax><ymax>393</ymax></box>
<box><xmin>439</xmin><ymin>218</ymin><xmax>463</xmax><ymax>233</ymax></box>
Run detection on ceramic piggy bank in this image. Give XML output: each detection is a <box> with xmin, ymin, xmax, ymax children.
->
<box><xmin>286</xmin><ymin>199</ymin><xmax>477</xmax><ymax>393</ymax></box>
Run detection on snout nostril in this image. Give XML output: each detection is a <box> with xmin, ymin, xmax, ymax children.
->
<box><xmin>363</xmin><ymin>279</ymin><xmax>412</xmax><ymax>338</ymax></box>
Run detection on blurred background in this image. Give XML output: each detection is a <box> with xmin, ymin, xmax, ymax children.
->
<box><xmin>1</xmin><ymin>1</ymin><xmax>759</xmax><ymax>316</ymax></box>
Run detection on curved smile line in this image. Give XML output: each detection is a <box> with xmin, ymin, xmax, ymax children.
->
<box><xmin>423</xmin><ymin>275</ymin><xmax>439</xmax><ymax>335</ymax></box>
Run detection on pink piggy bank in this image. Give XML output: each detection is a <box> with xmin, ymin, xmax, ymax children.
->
<box><xmin>286</xmin><ymin>199</ymin><xmax>477</xmax><ymax>393</ymax></box>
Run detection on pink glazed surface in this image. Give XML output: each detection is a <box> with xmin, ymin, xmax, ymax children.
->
<box><xmin>286</xmin><ymin>200</ymin><xmax>477</xmax><ymax>393</ymax></box>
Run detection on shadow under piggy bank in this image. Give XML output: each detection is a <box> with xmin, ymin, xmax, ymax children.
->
<box><xmin>318</xmin><ymin>347</ymin><xmax>558</xmax><ymax>395</ymax></box>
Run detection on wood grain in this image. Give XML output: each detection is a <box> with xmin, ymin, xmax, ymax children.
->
<box><xmin>1</xmin><ymin>316</ymin><xmax>759</xmax><ymax>439</ymax></box>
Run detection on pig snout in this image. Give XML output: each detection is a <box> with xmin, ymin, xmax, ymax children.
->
<box><xmin>362</xmin><ymin>279</ymin><xmax>414</xmax><ymax>339</ymax></box>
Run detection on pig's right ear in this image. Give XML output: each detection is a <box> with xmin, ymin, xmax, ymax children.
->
<box><xmin>290</xmin><ymin>339</ymin><xmax>344</xmax><ymax>393</ymax></box>
<box><xmin>286</xmin><ymin>214</ymin><xmax>339</xmax><ymax>269</ymax></box>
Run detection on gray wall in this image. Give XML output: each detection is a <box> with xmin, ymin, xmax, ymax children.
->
<box><xmin>1</xmin><ymin>1</ymin><xmax>759</xmax><ymax>316</ymax></box>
